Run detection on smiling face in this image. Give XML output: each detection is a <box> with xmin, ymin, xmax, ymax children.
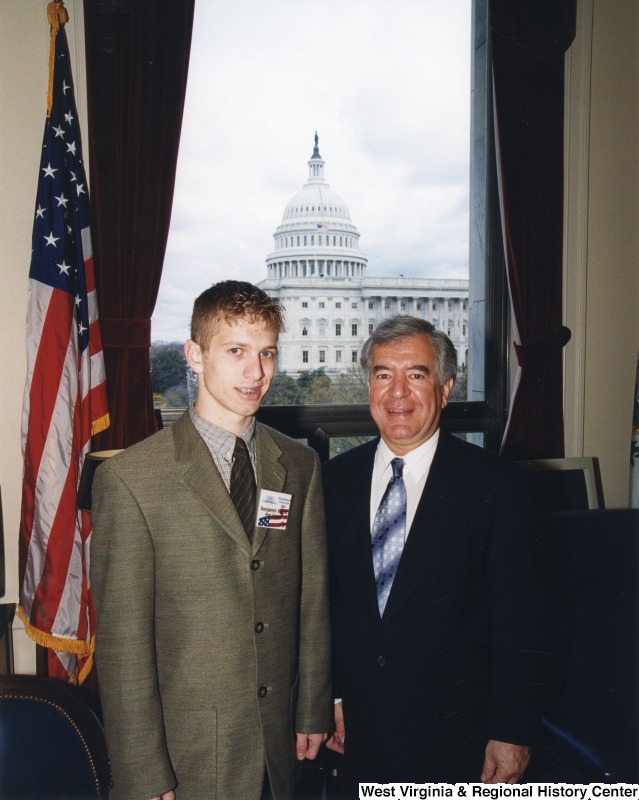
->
<box><xmin>184</xmin><ymin>315</ymin><xmax>278</xmax><ymax>435</ymax></box>
<box><xmin>368</xmin><ymin>334</ymin><xmax>454</xmax><ymax>456</ymax></box>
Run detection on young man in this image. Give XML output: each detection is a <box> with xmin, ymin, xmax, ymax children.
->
<box><xmin>323</xmin><ymin>316</ymin><xmax>542</xmax><ymax>794</ymax></box>
<box><xmin>91</xmin><ymin>281</ymin><xmax>332</xmax><ymax>800</ymax></box>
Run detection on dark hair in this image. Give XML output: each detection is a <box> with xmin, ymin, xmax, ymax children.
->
<box><xmin>360</xmin><ymin>316</ymin><xmax>457</xmax><ymax>384</ymax></box>
<box><xmin>190</xmin><ymin>280</ymin><xmax>285</xmax><ymax>350</ymax></box>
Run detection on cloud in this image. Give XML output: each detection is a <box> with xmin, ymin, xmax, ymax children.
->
<box><xmin>152</xmin><ymin>0</ymin><xmax>471</xmax><ymax>342</ymax></box>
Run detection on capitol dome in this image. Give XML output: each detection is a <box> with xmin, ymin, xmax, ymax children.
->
<box><xmin>265</xmin><ymin>134</ymin><xmax>367</xmax><ymax>280</ymax></box>
<box><xmin>257</xmin><ymin>134</ymin><xmax>469</xmax><ymax>379</ymax></box>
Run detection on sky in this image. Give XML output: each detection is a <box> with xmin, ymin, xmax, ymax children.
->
<box><xmin>151</xmin><ymin>0</ymin><xmax>472</xmax><ymax>343</ymax></box>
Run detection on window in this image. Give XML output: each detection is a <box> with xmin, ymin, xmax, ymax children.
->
<box><xmin>319</xmin><ymin>302</ymin><xmax>325</xmax><ymax>309</ymax></box>
<box><xmin>302</xmin><ymin>326</ymin><xmax>308</xmax><ymax>336</ymax></box>
<box><xmin>153</xmin><ymin>3</ymin><xmax>513</xmax><ymax>446</ymax></box>
<box><xmin>352</xmin><ymin>302</ymin><xmax>358</xmax><ymax>309</ymax></box>
<box><xmin>319</xmin><ymin>350</ymin><xmax>326</xmax><ymax>363</ymax></box>
<box><xmin>352</xmin><ymin>350</ymin><xmax>358</xmax><ymax>363</ymax></box>
<box><xmin>336</xmin><ymin>350</ymin><xmax>342</xmax><ymax>363</ymax></box>
<box><xmin>335</xmin><ymin>302</ymin><xmax>341</xmax><ymax>309</ymax></box>
<box><xmin>319</xmin><ymin>322</ymin><xmax>326</xmax><ymax>336</ymax></box>
<box><xmin>302</xmin><ymin>301</ymin><xmax>308</xmax><ymax>308</ymax></box>
<box><xmin>335</xmin><ymin>323</ymin><xmax>342</xmax><ymax>336</ymax></box>
<box><xmin>302</xmin><ymin>350</ymin><xmax>309</xmax><ymax>364</ymax></box>
<box><xmin>351</xmin><ymin>323</ymin><xmax>358</xmax><ymax>336</ymax></box>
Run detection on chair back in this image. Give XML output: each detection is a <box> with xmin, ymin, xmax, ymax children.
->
<box><xmin>0</xmin><ymin>674</ymin><xmax>110</xmax><ymax>798</ymax></box>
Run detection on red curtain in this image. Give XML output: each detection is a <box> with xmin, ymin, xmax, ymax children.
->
<box><xmin>83</xmin><ymin>0</ymin><xmax>195</xmax><ymax>449</ymax></box>
<box><xmin>491</xmin><ymin>0</ymin><xmax>576</xmax><ymax>459</ymax></box>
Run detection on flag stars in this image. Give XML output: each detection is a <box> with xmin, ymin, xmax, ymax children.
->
<box><xmin>53</xmin><ymin>124</ymin><xmax>65</xmax><ymax>139</ymax></box>
<box><xmin>65</xmin><ymin>111</ymin><xmax>74</xmax><ymax>125</ymax></box>
<box><xmin>75</xmin><ymin>295</ymin><xmax>82</xmax><ymax>307</ymax></box>
<box><xmin>35</xmin><ymin>205</ymin><xmax>46</xmax><ymax>219</ymax></box>
<box><xmin>44</xmin><ymin>232</ymin><xmax>60</xmax><ymax>247</ymax></box>
<box><xmin>63</xmin><ymin>80</ymin><xmax>70</xmax><ymax>95</ymax></box>
<box><xmin>54</xmin><ymin>193</ymin><xmax>69</xmax><ymax>208</ymax></box>
<box><xmin>66</xmin><ymin>141</ymin><xmax>77</xmax><ymax>156</ymax></box>
<box><xmin>76</xmin><ymin>183</ymin><xmax>86</xmax><ymax>197</ymax></box>
<box><xmin>78</xmin><ymin>321</ymin><xmax>87</xmax><ymax>336</ymax></box>
<box><xmin>57</xmin><ymin>260</ymin><xmax>71</xmax><ymax>275</ymax></box>
<box><xmin>42</xmin><ymin>163</ymin><xmax>57</xmax><ymax>179</ymax></box>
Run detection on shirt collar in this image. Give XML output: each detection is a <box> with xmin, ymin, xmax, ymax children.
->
<box><xmin>376</xmin><ymin>429</ymin><xmax>440</xmax><ymax>483</ymax></box>
<box><xmin>189</xmin><ymin>406</ymin><xmax>256</xmax><ymax>463</ymax></box>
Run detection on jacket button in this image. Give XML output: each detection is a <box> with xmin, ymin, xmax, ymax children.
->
<box><xmin>376</xmin><ymin>655</ymin><xmax>386</xmax><ymax>667</ymax></box>
<box><xmin>258</xmin><ymin>686</ymin><xmax>268</xmax><ymax>698</ymax></box>
<box><xmin>251</xmin><ymin>559</ymin><xmax>261</xmax><ymax>571</ymax></box>
<box><xmin>255</xmin><ymin>622</ymin><xmax>264</xmax><ymax>633</ymax></box>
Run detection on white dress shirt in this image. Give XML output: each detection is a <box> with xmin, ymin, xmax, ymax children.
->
<box><xmin>370</xmin><ymin>430</ymin><xmax>440</xmax><ymax>539</ymax></box>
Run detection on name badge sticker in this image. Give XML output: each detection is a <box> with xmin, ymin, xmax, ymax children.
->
<box><xmin>256</xmin><ymin>489</ymin><xmax>292</xmax><ymax>530</ymax></box>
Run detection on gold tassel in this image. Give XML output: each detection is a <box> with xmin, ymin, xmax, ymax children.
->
<box><xmin>46</xmin><ymin>1</ymin><xmax>69</xmax><ymax>117</ymax></box>
<box><xmin>91</xmin><ymin>413</ymin><xmax>111</xmax><ymax>437</ymax></box>
<box><xmin>17</xmin><ymin>606</ymin><xmax>95</xmax><ymax>661</ymax></box>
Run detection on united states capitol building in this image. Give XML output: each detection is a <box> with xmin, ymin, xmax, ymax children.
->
<box><xmin>257</xmin><ymin>135</ymin><xmax>469</xmax><ymax>378</ymax></box>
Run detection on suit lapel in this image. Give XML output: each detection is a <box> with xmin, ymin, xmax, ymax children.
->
<box><xmin>338</xmin><ymin>441</ymin><xmax>381</xmax><ymax>622</ymax></box>
<box><xmin>173</xmin><ymin>411</ymin><xmax>252</xmax><ymax>555</ymax></box>
<box><xmin>382</xmin><ymin>433</ymin><xmax>464</xmax><ymax>621</ymax></box>
<box><xmin>252</xmin><ymin>423</ymin><xmax>287</xmax><ymax>555</ymax></box>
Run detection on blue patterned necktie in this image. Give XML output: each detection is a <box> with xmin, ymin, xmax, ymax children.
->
<box><xmin>371</xmin><ymin>457</ymin><xmax>406</xmax><ymax>615</ymax></box>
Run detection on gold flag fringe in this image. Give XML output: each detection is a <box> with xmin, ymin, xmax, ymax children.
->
<box><xmin>91</xmin><ymin>413</ymin><xmax>111</xmax><ymax>437</ymax></box>
<box><xmin>17</xmin><ymin>605</ymin><xmax>95</xmax><ymax>686</ymax></box>
<box><xmin>47</xmin><ymin>1</ymin><xmax>69</xmax><ymax>117</ymax></box>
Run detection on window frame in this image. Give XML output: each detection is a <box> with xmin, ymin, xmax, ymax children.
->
<box><xmin>161</xmin><ymin>1</ymin><xmax>509</xmax><ymax>455</ymax></box>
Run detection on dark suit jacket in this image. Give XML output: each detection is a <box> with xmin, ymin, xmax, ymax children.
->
<box><xmin>91</xmin><ymin>411</ymin><xmax>332</xmax><ymax>800</ymax></box>
<box><xmin>323</xmin><ymin>432</ymin><xmax>542</xmax><ymax>784</ymax></box>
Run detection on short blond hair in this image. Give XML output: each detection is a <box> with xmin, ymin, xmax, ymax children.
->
<box><xmin>190</xmin><ymin>280</ymin><xmax>285</xmax><ymax>350</ymax></box>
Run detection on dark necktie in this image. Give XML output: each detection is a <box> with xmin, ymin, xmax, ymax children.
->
<box><xmin>371</xmin><ymin>457</ymin><xmax>406</xmax><ymax>615</ymax></box>
<box><xmin>230</xmin><ymin>437</ymin><xmax>256</xmax><ymax>541</ymax></box>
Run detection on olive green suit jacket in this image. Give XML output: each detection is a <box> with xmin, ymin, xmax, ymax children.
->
<box><xmin>90</xmin><ymin>411</ymin><xmax>332</xmax><ymax>800</ymax></box>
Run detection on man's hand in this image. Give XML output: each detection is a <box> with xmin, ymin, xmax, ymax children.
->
<box><xmin>481</xmin><ymin>740</ymin><xmax>531</xmax><ymax>783</ymax></box>
<box><xmin>325</xmin><ymin>700</ymin><xmax>345</xmax><ymax>755</ymax></box>
<box><xmin>296</xmin><ymin>732</ymin><xmax>328</xmax><ymax>761</ymax></box>
<box><xmin>150</xmin><ymin>793</ymin><xmax>176</xmax><ymax>800</ymax></box>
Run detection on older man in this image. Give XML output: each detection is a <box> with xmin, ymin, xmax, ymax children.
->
<box><xmin>323</xmin><ymin>316</ymin><xmax>541</xmax><ymax>793</ymax></box>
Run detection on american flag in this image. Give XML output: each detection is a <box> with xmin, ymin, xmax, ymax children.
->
<box><xmin>316</xmin><ymin>223</ymin><xmax>329</xmax><ymax>233</ymax></box>
<box><xmin>257</xmin><ymin>508</ymin><xmax>289</xmax><ymax>529</ymax></box>
<box><xmin>18</xmin><ymin>3</ymin><xmax>109</xmax><ymax>685</ymax></box>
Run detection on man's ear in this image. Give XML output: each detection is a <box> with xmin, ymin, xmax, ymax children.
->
<box><xmin>440</xmin><ymin>377</ymin><xmax>455</xmax><ymax>409</ymax></box>
<box><xmin>184</xmin><ymin>339</ymin><xmax>203</xmax><ymax>374</ymax></box>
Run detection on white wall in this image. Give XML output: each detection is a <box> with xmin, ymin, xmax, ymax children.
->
<box><xmin>564</xmin><ymin>0</ymin><xmax>639</xmax><ymax>507</ymax></box>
